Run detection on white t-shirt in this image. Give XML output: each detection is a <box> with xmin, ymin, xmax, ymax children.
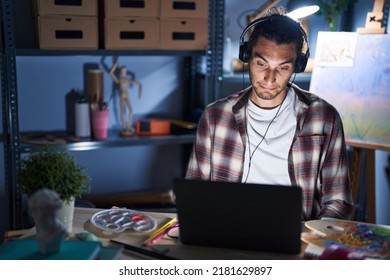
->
<box><xmin>242</xmin><ymin>89</ymin><xmax>297</xmax><ymax>184</ymax></box>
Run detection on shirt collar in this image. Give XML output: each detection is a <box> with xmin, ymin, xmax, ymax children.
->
<box><xmin>232</xmin><ymin>88</ymin><xmax>250</xmax><ymax>114</ymax></box>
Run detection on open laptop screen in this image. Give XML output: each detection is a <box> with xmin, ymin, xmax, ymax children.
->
<box><xmin>173</xmin><ymin>178</ymin><xmax>302</xmax><ymax>254</ymax></box>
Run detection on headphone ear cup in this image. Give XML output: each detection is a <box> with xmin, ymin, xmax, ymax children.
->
<box><xmin>294</xmin><ymin>51</ymin><xmax>309</xmax><ymax>73</ymax></box>
<box><xmin>294</xmin><ymin>56</ymin><xmax>303</xmax><ymax>73</ymax></box>
<box><xmin>239</xmin><ymin>41</ymin><xmax>250</xmax><ymax>63</ymax></box>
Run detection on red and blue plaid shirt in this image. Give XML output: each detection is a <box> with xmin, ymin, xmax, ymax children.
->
<box><xmin>185</xmin><ymin>83</ymin><xmax>354</xmax><ymax>220</ymax></box>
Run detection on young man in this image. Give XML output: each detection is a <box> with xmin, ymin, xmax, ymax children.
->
<box><xmin>185</xmin><ymin>13</ymin><xmax>354</xmax><ymax>221</ymax></box>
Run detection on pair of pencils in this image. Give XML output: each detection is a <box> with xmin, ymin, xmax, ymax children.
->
<box><xmin>143</xmin><ymin>217</ymin><xmax>178</xmax><ymax>246</ymax></box>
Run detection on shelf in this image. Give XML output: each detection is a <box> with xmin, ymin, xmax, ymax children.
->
<box><xmin>19</xmin><ymin>130</ymin><xmax>196</xmax><ymax>153</ymax></box>
<box><xmin>1</xmin><ymin>0</ymin><xmax>224</xmax><ymax>230</ymax></box>
<box><xmin>15</xmin><ymin>49</ymin><xmax>205</xmax><ymax>57</ymax></box>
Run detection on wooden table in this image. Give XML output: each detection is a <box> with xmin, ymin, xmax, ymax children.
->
<box><xmin>72</xmin><ymin>207</ymin><xmax>307</xmax><ymax>260</ymax></box>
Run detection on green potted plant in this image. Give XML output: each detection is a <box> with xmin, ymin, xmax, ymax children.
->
<box><xmin>17</xmin><ymin>147</ymin><xmax>91</xmax><ymax>232</ymax></box>
<box><xmin>316</xmin><ymin>0</ymin><xmax>357</xmax><ymax>31</ymax></box>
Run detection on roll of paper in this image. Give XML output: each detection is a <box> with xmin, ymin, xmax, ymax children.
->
<box><xmin>75</xmin><ymin>100</ymin><xmax>91</xmax><ymax>138</ymax></box>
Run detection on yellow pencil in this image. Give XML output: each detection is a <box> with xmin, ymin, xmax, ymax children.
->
<box><xmin>143</xmin><ymin>217</ymin><xmax>177</xmax><ymax>245</ymax></box>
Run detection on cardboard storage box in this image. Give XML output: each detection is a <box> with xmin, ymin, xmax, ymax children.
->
<box><xmin>35</xmin><ymin>16</ymin><xmax>98</xmax><ymax>49</ymax></box>
<box><xmin>159</xmin><ymin>19</ymin><xmax>207</xmax><ymax>50</ymax></box>
<box><xmin>32</xmin><ymin>0</ymin><xmax>98</xmax><ymax>16</ymax></box>
<box><xmin>104</xmin><ymin>0</ymin><xmax>159</xmax><ymax>18</ymax></box>
<box><xmin>104</xmin><ymin>18</ymin><xmax>159</xmax><ymax>49</ymax></box>
<box><xmin>160</xmin><ymin>0</ymin><xmax>208</xmax><ymax>19</ymax></box>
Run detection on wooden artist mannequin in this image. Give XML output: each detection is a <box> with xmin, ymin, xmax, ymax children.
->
<box><xmin>109</xmin><ymin>59</ymin><xmax>142</xmax><ymax>137</ymax></box>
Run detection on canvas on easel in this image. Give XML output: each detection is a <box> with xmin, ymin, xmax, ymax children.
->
<box><xmin>310</xmin><ymin>32</ymin><xmax>390</xmax><ymax>150</ymax></box>
<box><xmin>310</xmin><ymin>32</ymin><xmax>390</xmax><ymax>223</ymax></box>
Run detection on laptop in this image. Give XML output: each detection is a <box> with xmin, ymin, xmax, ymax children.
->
<box><xmin>173</xmin><ymin>178</ymin><xmax>302</xmax><ymax>254</ymax></box>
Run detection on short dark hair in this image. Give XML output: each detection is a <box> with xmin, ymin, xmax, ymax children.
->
<box><xmin>248</xmin><ymin>14</ymin><xmax>306</xmax><ymax>63</ymax></box>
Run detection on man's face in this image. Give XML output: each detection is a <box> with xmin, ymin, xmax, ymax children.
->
<box><xmin>249</xmin><ymin>37</ymin><xmax>297</xmax><ymax>108</ymax></box>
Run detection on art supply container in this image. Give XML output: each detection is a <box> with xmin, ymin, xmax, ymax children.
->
<box><xmin>91</xmin><ymin>109</ymin><xmax>109</xmax><ymax>140</ymax></box>
<box><xmin>87</xmin><ymin>69</ymin><xmax>104</xmax><ymax>111</ymax></box>
<box><xmin>74</xmin><ymin>98</ymin><xmax>91</xmax><ymax>138</ymax></box>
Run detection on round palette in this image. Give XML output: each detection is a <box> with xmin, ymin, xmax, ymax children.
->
<box><xmin>91</xmin><ymin>208</ymin><xmax>157</xmax><ymax>233</ymax></box>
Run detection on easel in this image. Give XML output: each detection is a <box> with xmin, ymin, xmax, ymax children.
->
<box><xmin>348</xmin><ymin>138</ymin><xmax>390</xmax><ymax>223</ymax></box>
<box><xmin>349</xmin><ymin>142</ymin><xmax>376</xmax><ymax>223</ymax></box>
<box><xmin>353</xmin><ymin>0</ymin><xmax>388</xmax><ymax>221</ymax></box>
<box><xmin>357</xmin><ymin>0</ymin><xmax>386</xmax><ymax>34</ymax></box>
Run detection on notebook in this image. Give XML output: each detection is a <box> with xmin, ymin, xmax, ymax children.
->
<box><xmin>173</xmin><ymin>179</ymin><xmax>303</xmax><ymax>254</ymax></box>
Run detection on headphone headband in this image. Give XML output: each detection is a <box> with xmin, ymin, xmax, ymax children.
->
<box><xmin>238</xmin><ymin>14</ymin><xmax>310</xmax><ymax>73</ymax></box>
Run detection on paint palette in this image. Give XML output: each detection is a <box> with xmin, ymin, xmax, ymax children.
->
<box><xmin>302</xmin><ymin>218</ymin><xmax>390</xmax><ymax>259</ymax></box>
<box><xmin>91</xmin><ymin>208</ymin><xmax>157</xmax><ymax>233</ymax></box>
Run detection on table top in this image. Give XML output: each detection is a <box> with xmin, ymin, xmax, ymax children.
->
<box><xmin>9</xmin><ymin>207</ymin><xmax>390</xmax><ymax>260</ymax></box>
<box><xmin>71</xmin><ymin>207</ymin><xmax>307</xmax><ymax>260</ymax></box>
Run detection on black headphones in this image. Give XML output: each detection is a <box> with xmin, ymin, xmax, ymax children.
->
<box><xmin>238</xmin><ymin>15</ymin><xmax>310</xmax><ymax>73</ymax></box>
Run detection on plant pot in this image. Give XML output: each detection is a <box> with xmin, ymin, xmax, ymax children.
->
<box><xmin>56</xmin><ymin>197</ymin><xmax>75</xmax><ymax>233</ymax></box>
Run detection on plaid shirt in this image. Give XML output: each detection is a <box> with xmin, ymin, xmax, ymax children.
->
<box><xmin>185</xmin><ymin>83</ymin><xmax>354</xmax><ymax>220</ymax></box>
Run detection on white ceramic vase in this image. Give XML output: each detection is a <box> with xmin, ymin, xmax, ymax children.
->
<box><xmin>56</xmin><ymin>197</ymin><xmax>75</xmax><ymax>233</ymax></box>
